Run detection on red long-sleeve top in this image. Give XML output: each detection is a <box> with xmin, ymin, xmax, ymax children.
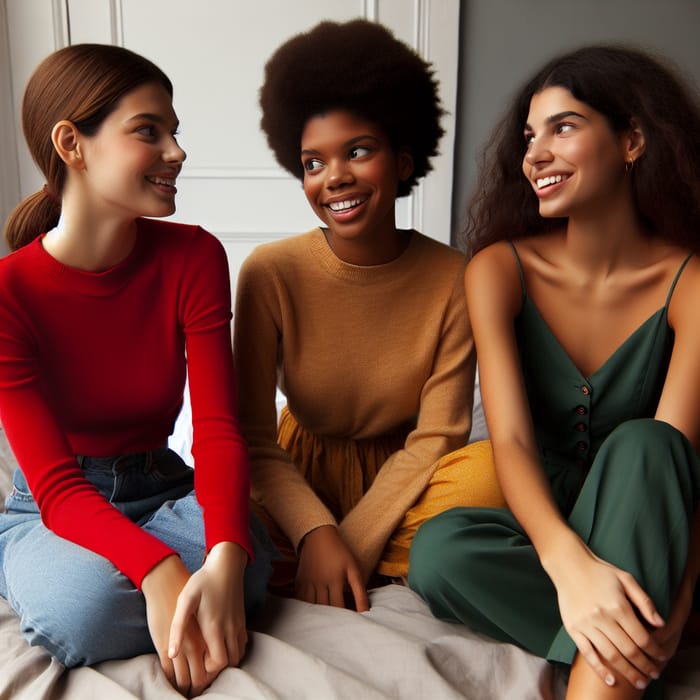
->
<box><xmin>0</xmin><ymin>219</ymin><xmax>251</xmax><ymax>588</ymax></box>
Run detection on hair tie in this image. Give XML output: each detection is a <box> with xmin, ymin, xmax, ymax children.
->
<box><xmin>42</xmin><ymin>184</ymin><xmax>60</xmax><ymax>204</ymax></box>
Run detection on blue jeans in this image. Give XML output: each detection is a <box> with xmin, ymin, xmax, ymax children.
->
<box><xmin>0</xmin><ymin>447</ymin><xmax>275</xmax><ymax>667</ymax></box>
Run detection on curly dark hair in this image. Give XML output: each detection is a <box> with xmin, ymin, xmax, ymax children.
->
<box><xmin>464</xmin><ymin>44</ymin><xmax>700</xmax><ymax>257</ymax></box>
<box><xmin>259</xmin><ymin>18</ymin><xmax>445</xmax><ymax>197</ymax></box>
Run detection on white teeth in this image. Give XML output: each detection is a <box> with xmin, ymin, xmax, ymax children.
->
<box><xmin>536</xmin><ymin>174</ymin><xmax>564</xmax><ymax>189</ymax></box>
<box><xmin>147</xmin><ymin>176</ymin><xmax>175</xmax><ymax>187</ymax></box>
<box><xmin>328</xmin><ymin>198</ymin><xmax>364</xmax><ymax>212</ymax></box>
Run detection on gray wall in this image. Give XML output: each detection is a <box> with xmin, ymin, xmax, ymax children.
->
<box><xmin>452</xmin><ymin>0</ymin><xmax>700</xmax><ymax>244</ymax></box>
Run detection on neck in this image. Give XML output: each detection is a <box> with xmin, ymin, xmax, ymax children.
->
<box><xmin>323</xmin><ymin>213</ymin><xmax>409</xmax><ymax>266</ymax></box>
<box><xmin>562</xmin><ymin>192</ymin><xmax>648</xmax><ymax>275</ymax></box>
<box><xmin>42</xmin><ymin>203</ymin><xmax>138</xmax><ymax>272</ymax></box>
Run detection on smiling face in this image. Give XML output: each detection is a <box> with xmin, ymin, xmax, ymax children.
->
<box><xmin>300</xmin><ymin>109</ymin><xmax>413</xmax><ymax>263</ymax></box>
<box><xmin>75</xmin><ymin>82</ymin><xmax>186</xmax><ymax>220</ymax></box>
<box><xmin>522</xmin><ymin>86</ymin><xmax>632</xmax><ymax>220</ymax></box>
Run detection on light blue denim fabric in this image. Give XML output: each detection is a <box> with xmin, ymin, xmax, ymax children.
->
<box><xmin>0</xmin><ymin>447</ymin><xmax>275</xmax><ymax>667</ymax></box>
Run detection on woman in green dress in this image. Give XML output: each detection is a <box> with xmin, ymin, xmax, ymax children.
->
<box><xmin>409</xmin><ymin>45</ymin><xmax>700</xmax><ymax>699</ymax></box>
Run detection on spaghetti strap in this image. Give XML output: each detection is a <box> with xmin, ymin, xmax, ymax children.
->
<box><xmin>507</xmin><ymin>240</ymin><xmax>527</xmax><ymax>297</ymax></box>
<box><xmin>665</xmin><ymin>253</ymin><xmax>694</xmax><ymax>307</ymax></box>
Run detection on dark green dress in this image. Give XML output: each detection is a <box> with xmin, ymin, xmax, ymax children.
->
<box><xmin>409</xmin><ymin>244</ymin><xmax>700</xmax><ymax>697</ymax></box>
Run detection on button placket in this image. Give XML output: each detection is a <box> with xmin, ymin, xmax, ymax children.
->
<box><xmin>573</xmin><ymin>384</ymin><xmax>591</xmax><ymax>463</ymax></box>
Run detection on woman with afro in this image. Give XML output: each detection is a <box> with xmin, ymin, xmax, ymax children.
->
<box><xmin>233</xmin><ymin>18</ymin><xmax>503</xmax><ymax>612</ymax></box>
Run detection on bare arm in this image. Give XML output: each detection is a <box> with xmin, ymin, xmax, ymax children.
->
<box><xmin>652</xmin><ymin>256</ymin><xmax>700</xmax><ymax>657</ymax></box>
<box><xmin>465</xmin><ymin>244</ymin><xmax>570</xmax><ymax>558</ymax></box>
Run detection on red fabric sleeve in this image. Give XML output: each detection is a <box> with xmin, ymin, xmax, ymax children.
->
<box><xmin>177</xmin><ymin>231</ymin><xmax>252</xmax><ymax>558</ymax></box>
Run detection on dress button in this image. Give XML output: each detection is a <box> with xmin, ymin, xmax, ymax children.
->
<box><xmin>575</xmin><ymin>405</ymin><xmax>587</xmax><ymax>415</ymax></box>
<box><xmin>576</xmin><ymin>441</ymin><xmax>588</xmax><ymax>452</ymax></box>
<box><xmin>575</xmin><ymin>422</ymin><xmax>587</xmax><ymax>432</ymax></box>
<box><xmin>580</xmin><ymin>385</ymin><xmax>590</xmax><ymax>395</ymax></box>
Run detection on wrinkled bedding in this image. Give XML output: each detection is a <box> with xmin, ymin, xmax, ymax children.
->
<box><xmin>1</xmin><ymin>422</ymin><xmax>699</xmax><ymax>700</ymax></box>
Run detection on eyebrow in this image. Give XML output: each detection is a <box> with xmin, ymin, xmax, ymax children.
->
<box><xmin>301</xmin><ymin>134</ymin><xmax>380</xmax><ymax>156</ymax></box>
<box><xmin>125</xmin><ymin>112</ymin><xmax>179</xmax><ymax>128</ymax></box>
<box><xmin>524</xmin><ymin>110</ymin><xmax>587</xmax><ymax>131</ymax></box>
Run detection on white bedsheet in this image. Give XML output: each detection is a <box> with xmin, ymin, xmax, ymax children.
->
<box><xmin>2</xmin><ymin>582</ymin><xmax>699</xmax><ymax>700</ymax></box>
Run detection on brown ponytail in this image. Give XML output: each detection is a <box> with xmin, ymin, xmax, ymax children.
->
<box><xmin>4</xmin><ymin>189</ymin><xmax>61</xmax><ymax>251</ymax></box>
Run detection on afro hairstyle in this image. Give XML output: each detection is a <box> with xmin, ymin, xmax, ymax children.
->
<box><xmin>259</xmin><ymin>18</ymin><xmax>445</xmax><ymax>197</ymax></box>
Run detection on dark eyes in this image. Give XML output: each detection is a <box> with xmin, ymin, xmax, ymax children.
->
<box><xmin>304</xmin><ymin>158</ymin><xmax>324</xmax><ymax>172</ymax></box>
<box><xmin>302</xmin><ymin>145</ymin><xmax>373</xmax><ymax>173</ymax></box>
<box><xmin>524</xmin><ymin>123</ymin><xmax>575</xmax><ymax>146</ymax></box>
<box><xmin>350</xmin><ymin>146</ymin><xmax>371</xmax><ymax>158</ymax></box>
<box><xmin>135</xmin><ymin>125</ymin><xmax>180</xmax><ymax>140</ymax></box>
<box><xmin>136</xmin><ymin>125</ymin><xmax>156</xmax><ymax>138</ymax></box>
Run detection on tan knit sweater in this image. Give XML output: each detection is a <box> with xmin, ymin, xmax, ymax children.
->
<box><xmin>233</xmin><ymin>228</ymin><xmax>475</xmax><ymax>578</ymax></box>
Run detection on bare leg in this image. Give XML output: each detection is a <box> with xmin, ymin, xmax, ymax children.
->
<box><xmin>566</xmin><ymin>654</ymin><xmax>645</xmax><ymax>700</ymax></box>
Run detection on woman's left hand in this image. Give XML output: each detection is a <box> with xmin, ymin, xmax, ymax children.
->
<box><xmin>548</xmin><ymin>540</ymin><xmax>667</xmax><ymax>690</ymax></box>
<box><xmin>168</xmin><ymin>542</ymin><xmax>249</xmax><ymax>678</ymax></box>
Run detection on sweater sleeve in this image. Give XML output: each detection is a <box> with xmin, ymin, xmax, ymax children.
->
<box><xmin>233</xmin><ymin>251</ymin><xmax>336</xmax><ymax>549</ymax></box>
<box><xmin>180</xmin><ymin>231</ymin><xmax>252</xmax><ymax>558</ymax></box>
<box><xmin>338</xmin><ymin>266</ymin><xmax>475</xmax><ymax>579</ymax></box>
<box><xmin>0</xmin><ymin>303</ymin><xmax>176</xmax><ymax>589</ymax></box>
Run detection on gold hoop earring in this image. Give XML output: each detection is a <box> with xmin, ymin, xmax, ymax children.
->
<box><xmin>625</xmin><ymin>159</ymin><xmax>635</xmax><ymax>173</ymax></box>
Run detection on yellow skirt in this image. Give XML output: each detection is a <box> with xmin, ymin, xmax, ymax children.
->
<box><xmin>256</xmin><ymin>407</ymin><xmax>504</xmax><ymax>587</ymax></box>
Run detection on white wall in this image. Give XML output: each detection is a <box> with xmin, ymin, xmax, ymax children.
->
<box><xmin>0</xmin><ymin>0</ymin><xmax>460</xmax><ymax>285</ymax></box>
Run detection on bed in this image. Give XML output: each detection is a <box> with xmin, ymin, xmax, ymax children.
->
<box><xmin>1</xmin><ymin>401</ymin><xmax>700</xmax><ymax>700</ymax></box>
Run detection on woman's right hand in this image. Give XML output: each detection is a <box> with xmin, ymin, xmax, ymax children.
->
<box><xmin>549</xmin><ymin>541</ymin><xmax>667</xmax><ymax>691</ymax></box>
<box><xmin>142</xmin><ymin>555</ymin><xmax>214</xmax><ymax>697</ymax></box>
<box><xmin>295</xmin><ymin>524</ymin><xmax>369</xmax><ymax>612</ymax></box>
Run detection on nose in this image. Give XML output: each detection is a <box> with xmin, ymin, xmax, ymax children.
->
<box><xmin>165</xmin><ymin>135</ymin><xmax>186</xmax><ymax>164</ymax></box>
<box><xmin>523</xmin><ymin>136</ymin><xmax>552</xmax><ymax>167</ymax></box>
<box><xmin>325</xmin><ymin>158</ymin><xmax>353</xmax><ymax>188</ymax></box>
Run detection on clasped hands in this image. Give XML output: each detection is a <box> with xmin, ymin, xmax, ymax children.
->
<box><xmin>141</xmin><ymin>541</ymin><xmax>248</xmax><ymax>697</ymax></box>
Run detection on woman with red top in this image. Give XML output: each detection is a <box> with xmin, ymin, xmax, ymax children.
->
<box><xmin>0</xmin><ymin>44</ymin><xmax>273</xmax><ymax>697</ymax></box>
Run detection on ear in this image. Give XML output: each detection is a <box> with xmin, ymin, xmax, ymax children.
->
<box><xmin>51</xmin><ymin>120</ymin><xmax>85</xmax><ymax>169</ymax></box>
<box><xmin>397</xmin><ymin>147</ymin><xmax>414</xmax><ymax>182</ymax></box>
<box><xmin>623</xmin><ymin>118</ymin><xmax>646</xmax><ymax>163</ymax></box>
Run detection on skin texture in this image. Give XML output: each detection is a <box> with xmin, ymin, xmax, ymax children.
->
<box><xmin>287</xmin><ymin>109</ymin><xmax>414</xmax><ymax>610</ymax></box>
<box><xmin>48</xmin><ymin>82</ymin><xmax>249</xmax><ymax>697</ymax></box>
<box><xmin>465</xmin><ymin>87</ymin><xmax>700</xmax><ymax>699</ymax></box>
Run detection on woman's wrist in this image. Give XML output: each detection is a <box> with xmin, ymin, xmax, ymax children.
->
<box><xmin>141</xmin><ymin>554</ymin><xmax>188</xmax><ymax>597</ymax></box>
<box><xmin>204</xmin><ymin>541</ymin><xmax>248</xmax><ymax>574</ymax></box>
<box><xmin>536</xmin><ymin>527</ymin><xmax>588</xmax><ymax>583</ymax></box>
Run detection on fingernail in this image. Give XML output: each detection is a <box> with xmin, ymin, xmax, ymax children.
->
<box><xmin>605</xmin><ymin>674</ymin><xmax>615</xmax><ymax>687</ymax></box>
<box><xmin>168</xmin><ymin>646</ymin><xmax>176</xmax><ymax>658</ymax></box>
<box><xmin>651</xmin><ymin>671</ymin><xmax>660</xmax><ymax>680</ymax></box>
<box><xmin>636</xmin><ymin>679</ymin><xmax>648</xmax><ymax>690</ymax></box>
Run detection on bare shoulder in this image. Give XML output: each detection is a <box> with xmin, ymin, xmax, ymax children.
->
<box><xmin>467</xmin><ymin>240</ymin><xmax>518</xmax><ymax>281</ymax></box>
<box><xmin>466</xmin><ymin>241</ymin><xmax>524</xmax><ymax>318</ymax></box>
<box><xmin>668</xmin><ymin>252</ymin><xmax>700</xmax><ymax>330</ymax></box>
